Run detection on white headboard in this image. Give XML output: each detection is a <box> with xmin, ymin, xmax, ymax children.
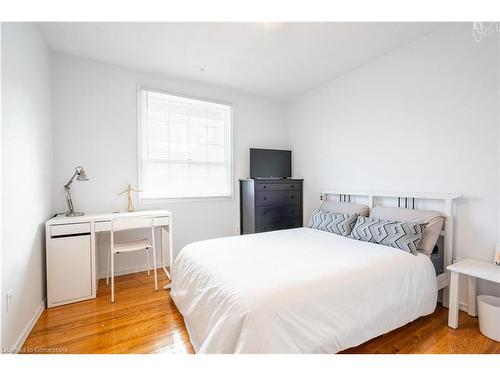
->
<box><xmin>320</xmin><ymin>190</ymin><xmax>461</xmax><ymax>295</ymax></box>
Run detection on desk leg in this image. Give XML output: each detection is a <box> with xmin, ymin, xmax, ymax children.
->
<box><xmin>448</xmin><ymin>271</ymin><xmax>459</xmax><ymax>329</ymax></box>
<box><xmin>161</xmin><ymin>222</ymin><xmax>173</xmax><ymax>290</ymax></box>
<box><xmin>161</xmin><ymin>227</ymin><xmax>170</xmax><ymax>278</ymax></box>
<box><xmin>91</xmin><ymin>228</ymin><xmax>97</xmax><ymax>298</ymax></box>
<box><xmin>169</xmin><ymin>221</ymin><xmax>173</xmax><ymax>273</ymax></box>
<box><xmin>467</xmin><ymin>276</ymin><xmax>477</xmax><ymax>317</ymax></box>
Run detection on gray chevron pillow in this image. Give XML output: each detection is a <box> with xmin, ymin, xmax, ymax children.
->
<box><xmin>350</xmin><ymin>216</ymin><xmax>426</xmax><ymax>255</ymax></box>
<box><xmin>307</xmin><ymin>209</ymin><xmax>358</xmax><ymax>236</ymax></box>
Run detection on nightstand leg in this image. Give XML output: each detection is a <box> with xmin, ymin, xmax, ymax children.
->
<box><xmin>467</xmin><ymin>276</ymin><xmax>477</xmax><ymax>317</ymax></box>
<box><xmin>448</xmin><ymin>271</ymin><xmax>459</xmax><ymax>329</ymax></box>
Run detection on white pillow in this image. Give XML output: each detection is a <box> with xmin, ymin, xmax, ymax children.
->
<box><xmin>320</xmin><ymin>201</ymin><xmax>369</xmax><ymax>216</ymax></box>
<box><xmin>369</xmin><ymin>206</ymin><xmax>445</xmax><ymax>256</ymax></box>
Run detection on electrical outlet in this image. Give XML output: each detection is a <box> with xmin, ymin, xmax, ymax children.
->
<box><xmin>6</xmin><ymin>289</ymin><xmax>13</xmax><ymax>313</ymax></box>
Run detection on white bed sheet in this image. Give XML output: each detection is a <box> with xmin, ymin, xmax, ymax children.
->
<box><xmin>171</xmin><ymin>227</ymin><xmax>437</xmax><ymax>353</ymax></box>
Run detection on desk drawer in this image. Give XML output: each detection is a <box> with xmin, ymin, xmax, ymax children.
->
<box><xmin>94</xmin><ymin>221</ymin><xmax>111</xmax><ymax>232</ymax></box>
<box><xmin>94</xmin><ymin>216</ymin><xmax>170</xmax><ymax>232</ymax></box>
<box><xmin>256</xmin><ymin>190</ymin><xmax>300</xmax><ymax>206</ymax></box>
<box><xmin>154</xmin><ymin>216</ymin><xmax>170</xmax><ymax>226</ymax></box>
<box><xmin>50</xmin><ymin>223</ymin><xmax>91</xmax><ymax>237</ymax></box>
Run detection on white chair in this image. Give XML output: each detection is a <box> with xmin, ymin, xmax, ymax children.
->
<box><xmin>106</xmin><ymin>215</ymin><xmax>158</xmax><ymax>302</ymax></box>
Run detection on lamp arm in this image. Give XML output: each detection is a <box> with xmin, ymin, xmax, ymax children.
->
<box><xmin>63</xmin><ymin>166</ymin><xmax>84</xmax><ymax>212</ymax></box>
<box><xmin>64</xmin><ymin>185</ymin><xmax>75</xmax><ymax>213</ymax></box>
<box><xmin>64</xmin><ymin>167</ymin><xmax>83</xmax><ymax>188</ymax></box>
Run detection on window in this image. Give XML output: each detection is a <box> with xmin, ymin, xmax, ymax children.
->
<box><xmin>139</xmin><ymin>88</ymin><xmax>232</xmax><ymax>199</ymax></box>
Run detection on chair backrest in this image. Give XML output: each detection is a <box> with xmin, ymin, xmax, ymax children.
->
<box><xmin>111</xmin><ymin>215</ymin><xmax>154</xmax><ymax>232</ymax></box>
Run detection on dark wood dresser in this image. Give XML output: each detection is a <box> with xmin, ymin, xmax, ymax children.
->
<box><xmin>239</xmin><ymin>178</ymin><xmax>303</xmax><ymax>234</ymax></box>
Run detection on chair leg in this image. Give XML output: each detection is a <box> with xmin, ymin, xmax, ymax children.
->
<box><xmin>111</xmin><ymin>252</ymin><xmax>115</xmax><ymax>303</ymax></box>
<box><xmin>146</xmin><ymin>248</ymin><xmax>150</xmax><ymax>276</ymax></box>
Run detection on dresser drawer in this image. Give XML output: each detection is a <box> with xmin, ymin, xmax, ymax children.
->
<box><xmin>255</xmin><ymin>190</ymin><xmax>300</xmax><ymax>206</ymax></box>
<box><xmin>256</xmin><ymin>217</ymin><xmax>302</xmax><ymax>232</ymax></box>
<box><xmin>256</xmin><ymin>204</ymin><xmax>300</xmax><ymax>221</ymax></box>
<box><xmin>256</xmin><ymin>182</ymin><xmax>302</xmax><ymax>191</ymax></box>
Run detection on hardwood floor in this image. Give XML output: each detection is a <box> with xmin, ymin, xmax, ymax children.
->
<box><xmin>22</xmin><ymin>269</ymin><xmax>499</xmax><ymax>354</ymax></box>
<box><xmin>342</xmin><ymin>306</ymin><xmax>500</xmax><ymax>354</ymax></box>
<box><xmin>22</xmin><ymin>269</ymin><xmax>194</xmax><ymax>354</ymax></box>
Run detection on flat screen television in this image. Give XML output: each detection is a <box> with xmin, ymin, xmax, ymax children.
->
<box><xmin>250</xmin><ymin>148</ymin><xmax>292</xmax><ymax>179</ymax></box>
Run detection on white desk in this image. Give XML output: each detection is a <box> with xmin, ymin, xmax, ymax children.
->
<box><xmin>45</xmin><ymin>210</ymin><xmax>173</xmax><ymax>307</ymax></box>
<box><xmin>447</xmin><ymin>258</ymin><xmax>500</xmax><ymax>328</ymax></box>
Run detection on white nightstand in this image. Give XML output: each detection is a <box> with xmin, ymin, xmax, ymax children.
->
<box><xmin>446</xmin><ymin>258</ymin><xmax>500</xmax><ymax>328</ymax></box>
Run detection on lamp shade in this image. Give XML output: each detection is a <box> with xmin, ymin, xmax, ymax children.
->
<box><xmin>77</xmin><ymin>167</ymin><xmax>90</xmax><ymax>181</ymax></box>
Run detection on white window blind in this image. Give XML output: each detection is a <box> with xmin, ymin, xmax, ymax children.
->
<box><xmin>139</xmin><ymin>89</ymin><xmax>232</xmax><ymax>199</ymax></box>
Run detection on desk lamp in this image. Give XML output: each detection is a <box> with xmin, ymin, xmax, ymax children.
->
<box><xmin>64</xmin><ymin>166</ymin><xmax>89</xmax><ymax>216</ymax></box>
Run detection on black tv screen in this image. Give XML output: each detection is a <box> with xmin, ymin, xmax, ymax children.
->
<box><xmin>250</xmin><ymin>148</ymin><xmax>292</xmax><ymax>178</ymax></box>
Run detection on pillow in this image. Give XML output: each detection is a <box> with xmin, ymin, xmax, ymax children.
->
<box><xmin>369</xmin><ymin>206</ymin><xmax>445</xmax><ymax>256</ymax></box>
<box><xmin>307</xmin><ymin>209</ymin><xmax>358</xmax><ymax>236</ymax></box>
<box><xmin>320</xmin><ymin>201</ymin><xmax>369</xmax><ymax>216</ymax></box>
<box><xmin>350</xmin><ymin>216</ymin><xmax>426</xmax><ymax>255</ymax></box>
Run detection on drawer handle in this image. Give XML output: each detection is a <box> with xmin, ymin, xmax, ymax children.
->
<box><xmin>263</xmin><ymin>197</ymin><xmax>267</xmax><ymax>200</ymax></box>
<box><xmin>290</xmin><ymin>195</ymin><xmax>294</xmax><ymax>199</ymax></box>
<box><xmin>263</xmin><ymin>185</ymin><xmax>267</xmax><ymax>189</ymax></box>
<box><xmin>291</xmin><ymin>185</ymin><xmax>294</xmax><ymax>188</ymax></box>
<box><xmin>51</xmin><ymin>232</ymin><xmax>90</xmax><ymax>239</ymax></box>
<box><xmin>264</xmin><ymin>210</ymin><xmax>268</xmax><ymax>215</ymax></box>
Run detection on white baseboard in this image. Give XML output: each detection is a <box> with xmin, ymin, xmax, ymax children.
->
<box><xmin>13</xmin><ymin>298</ymin><xmax>46</xmax><ymax>353</ymax></box>
<box><xmin>438</xmin><ymin>292</ymin><xmax>469</xmax><ymax>313</ymax></box>
<box><xmin>459</xmin><ymin>302</ymin><xmax>469</xmax><ymax>313</ymax></box>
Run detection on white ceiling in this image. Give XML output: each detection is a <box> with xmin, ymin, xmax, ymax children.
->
<box><xmin>37</xmin><ymin>22</ymin><xmax>443</xmax><ymax>101</ymax></box>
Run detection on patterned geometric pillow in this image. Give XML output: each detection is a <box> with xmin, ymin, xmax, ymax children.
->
<box><xmin>350</xmin><ymin>216</ymin><xmax>427</xmax><ymax>255</ymax></box>
<box><xmin>307</xmin><ymin>209</ymin><xmax>358</xmax><ymax>236</ymax></box>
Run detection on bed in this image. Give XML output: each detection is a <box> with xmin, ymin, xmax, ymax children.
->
<box><xmin>170</xmin><ymin>190</ymin><xmax>460</xmax><ymax>354</ymax></box>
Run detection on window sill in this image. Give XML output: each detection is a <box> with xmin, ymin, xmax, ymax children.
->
<box><xmin>139</xmin><ymin>195</ymin><xmax>234</xmax><ymax>204</ymax></box>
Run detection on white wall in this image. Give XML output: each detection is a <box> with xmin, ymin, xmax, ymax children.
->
<box><xmin>287</xmin><ymin>23</ymin><xmax>499</xmax><ymax>297</ymax></box>
<box><xmin>1</xmin><ymin>23</ymin><xmax>52</xmax><ymax>351</ymax></box>
<box><xmin>51</xmin><ymin>53</ymin><xmax>288</xmax><ymax>277</ymax></box>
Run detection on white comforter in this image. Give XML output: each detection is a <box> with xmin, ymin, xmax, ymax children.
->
<box><xmin>171</xmin><ymin>227</ymin><xmax>437</xmax><ymax>353</ymax></box>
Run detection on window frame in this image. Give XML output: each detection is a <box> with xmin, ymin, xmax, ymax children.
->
<box><xmin>137</xmin><ymin>86</ymin><xmax>234</xmax><ymax>203</ymax></box>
